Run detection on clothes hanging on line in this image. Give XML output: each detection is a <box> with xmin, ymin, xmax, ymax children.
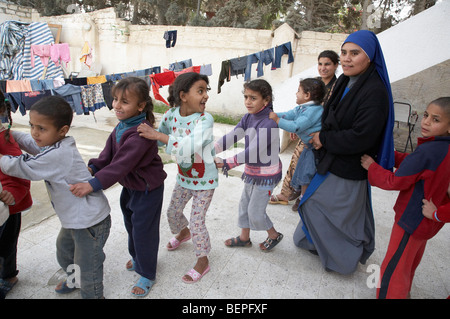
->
<box><xmin>230</xmin><ymin>56</ymin><xmax>248</xmax><ymax>78</ymax></box>
<box><xmin>163</xmin><ymin>30</ymin><xmax>177</xmax><ymax>48</ymax></box>
<box><xmin>218</xmin><ymin>60</ymin><xmax>231</xmax><ymax>94</ymax></box>
<box><xmin>150</xmin><ymin>65</ymin><xmax>203</xmax><ymax>105</ymax></box>
<box><xmin>217</xmin><ymin>42</ymin><xmax>294</xmax><ymax>93</ymax></box>
<box><xmin>169</xmin><ymin>59</ymin><xmax>192</xmax><ymax>72</ymax></box>
<box><xmin>22</xmin><ymin>22</ymin><xmax>64</xmax><ymax>80</ymax></box>
<box><xmin>87</xmin><ymin>75</ymin><xmax>107</xmax><ymax>85</ymax></box>
<box><xmin>80</xmin><ymin>84</ymin><xmax>107</xmax><ymax>114</ymax></box>
<box><xmin>0</xmin><ymin>20</ymin><xmax>30</xmax><ymax>80</ymax></box>
<box><xmin>30</xmin><ymin>79</ymin><xmax>55</xmax><ymax>91</ymax></box>
<box><xmin>50</xmin><ymin>43</ymin><xmax>71</xmax><ymax>67</ymax></box>
<box><xmin>52</xmin><ymin>84</ymin><xmax>84</xmax><ymax>115</ymax></box>
<box><xmin>273</xmin><ymin>42</ymin><xmax>294</xmax><ymax>69</ymax></box>
<box><xmin>80</xmin><ymin>41</ymin><xmax>93</xmax><ymax>68</ymax></box>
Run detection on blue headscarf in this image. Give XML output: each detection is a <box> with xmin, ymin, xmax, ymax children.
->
<box><xmin>343</xmin><ymin>30</ymin><xmax>395</xmax><ymax>171</ymax></box>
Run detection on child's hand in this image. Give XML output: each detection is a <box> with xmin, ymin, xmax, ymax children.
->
<box><xmin>69</xmin><ymin>182</ymin><xmax>93</xmax><ymax>197</ymax></box>
<box><xmin>0</xmin><ymin>190</ymin><xmax>15</xmax><ymax>205</ymax></box>
<box><xmin>88</xmin><ymin>167</ymin><xmax>94</xmax><ymax>176</ymax></box>
<box><xmin>269</xmin><ymin>112</ymin><xmax>279</xmax><ymax>123</ymax></box>
<box><xmin>137</xmin><ymin>123</ymin><xmax>158</xmax><ymax>140</ymax></box>
<box><xmin>214</xmin><ymin>157</ymin><xmax>224</xmax><ymax>169</ymax></box>
<box><xmin>309</xmin><ymin>132</ymin><xmax>322</xmax><ymax>150</ymax></box>
<box><xmin>422</xmin><ymin>198</ymin><xmax>437</xmax><ymax>220</ymax></box>
<box><xmin>361</xmin><ymin>154</ymin><xmax>375</xmax><ymax>170</ymax></box>
<box><xmin>289</xmin><ymin>133</ymin><xmax>298</xmax><ymax>141</ymax></box>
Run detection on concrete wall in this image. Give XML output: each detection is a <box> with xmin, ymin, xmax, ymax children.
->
<box><xmin>10</xmin><ymin>7</ymin><xmax>347</xmax><ymax>116</ymax></box>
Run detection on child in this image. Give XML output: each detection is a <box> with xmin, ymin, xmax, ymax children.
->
<box><xmin>269</xmin><ymin>78</ymin><xmax>325</xmax><ymax>198</ymax></box>
<box><xmin>137</xmin><ymin>72</ymin><xmax>217</xmax><ymax>284</ymax></box>
<box><xmin>0</xmin><ymin>96</ymin><xmax>111</xmax><ymax>299</ymax></box>
<box><xmin>70</xmin><ymin>77</ymin><xmax>166</xmax><ymax>297</ymax></box>
<box><xmin>215</xmin><ymin>79</ymin><xmax>283</xmax><ymax>251</ymax></box>
<box><xmin>0</xmin><ymin>93</ymin><xmax>32</xmax><ymax>298</ymax></box>
<box><xmin>361</xmin><ymin>97</ymin><xmax>450</xmax><ymax>299</ymax></box>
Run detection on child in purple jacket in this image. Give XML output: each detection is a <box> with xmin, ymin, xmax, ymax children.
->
<box><xmin>70</xmin><ymin>77</ymin><xmax>166</xmax><ymax>297</ymax></box>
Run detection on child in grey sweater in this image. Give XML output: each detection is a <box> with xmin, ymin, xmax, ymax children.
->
<box><xmin>0</xmin><ymin>96</ymin><xmax>111</xmax><ymax>299</ymax></box>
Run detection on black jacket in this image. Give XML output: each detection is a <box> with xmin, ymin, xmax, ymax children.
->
<box><xmin>315</xmin><ymin>63</ymin><xmax>389</xmax><ymax>180</ymax></box>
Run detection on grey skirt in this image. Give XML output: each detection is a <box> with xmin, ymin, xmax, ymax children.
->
<box><xmin>293</xmin><ymin>173</ymin><xmax>375</xmax><ymax>275</ymax></box>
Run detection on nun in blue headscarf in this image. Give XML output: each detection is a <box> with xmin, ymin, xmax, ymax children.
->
<box><xmin>293</xmin><ymin>30</ymin><xmax>395</xmax><ymax>275</ymax></box>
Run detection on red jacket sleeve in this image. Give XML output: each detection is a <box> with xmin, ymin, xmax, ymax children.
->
<box><xmin>434</xmin><ymin>202</ymin><xmax>450</xmax><ymax>223</ymax></box>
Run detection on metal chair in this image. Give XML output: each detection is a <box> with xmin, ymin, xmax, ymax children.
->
<box><xmin>394</xmin><ymin>101</ymin><xmax>418</xmax><ymax>152</ymax></box>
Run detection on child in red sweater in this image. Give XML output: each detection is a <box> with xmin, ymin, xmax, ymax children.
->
<box><xmin>361</xmin><ymin>97</ymin><xmax>450</xmax><ymax>299</ymax></box>
<box><xmin>0</xmin><ymin>92</ymin><xmax>33</xmax><ymax>298</ymax></box>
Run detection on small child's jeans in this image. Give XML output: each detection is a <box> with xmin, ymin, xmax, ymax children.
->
<box><xmin>56</xmin><ymin>215</ymin><xmax>111</xmax><ymax>299</ymax></box>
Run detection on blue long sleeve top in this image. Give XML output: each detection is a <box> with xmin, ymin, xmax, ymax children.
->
<box><xmin>276</xmin><ymin>101</ymin><xmax>323</xmax><ymax>143</ymax></box>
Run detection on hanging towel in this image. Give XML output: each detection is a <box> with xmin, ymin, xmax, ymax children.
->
<box><xmin>87</xmin><ymin>75</ymin><xmax>107</xmax><ymax>85</ymax></box>
<box><xmin>80</xmin><ymin>41</ymin><xmax>93</xmax><ymax>68</ymax></box>
<box><xmin>6</xmin><ymin>80</ymin><xmax>32</xmax><ymax>93</ymax></box>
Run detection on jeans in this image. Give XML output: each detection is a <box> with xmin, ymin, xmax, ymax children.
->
<box><xmin>56</xmin><ymin>215</ymin><xmax>111</xmax><ymax>299</ymax></box>
<box><xmin>291</xmin><ymin>145</ymin><xmax>316</xmax><ymax>191</ymax></box>
<box><xmin>164</xmin><ymin>30</ymin><xmax>177</xmax><ymax>48</ymax></box>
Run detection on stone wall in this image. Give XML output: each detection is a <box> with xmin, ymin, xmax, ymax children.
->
<box><xmin>0</xmin><ymin>1</ymin><xmax>38</xmax><ymax>22</ymax></box>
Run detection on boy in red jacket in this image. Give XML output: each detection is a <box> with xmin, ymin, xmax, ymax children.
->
<box><xmin>361</xmin><ymin>97</ymin><xmax>450</xmax><ymax>299</ymax></box>
<box><xmin>0</xmin><ymin>93</ymin><xmax>33</xmax><ymax>298</ymax></box>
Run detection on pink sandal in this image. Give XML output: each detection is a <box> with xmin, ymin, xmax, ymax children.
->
<box><xmin>182</xmin><ymin>265</ymin><xmax>210</xmax><ymax>284</ymax></box>
<box><xmin>167</xmin><ymin>234</ymin><xmax>191</xmax><ymax>251</ymax></box>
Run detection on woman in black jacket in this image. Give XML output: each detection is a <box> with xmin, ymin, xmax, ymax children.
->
<box><xmin>293</xmin><ymin>30</ymin><xmax>395</xmax><ymax>275</ymax></box>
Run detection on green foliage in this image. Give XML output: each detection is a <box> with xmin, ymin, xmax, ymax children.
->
<box><xmin>10</xmin><ymin>0</ymin><xmax>437</xmax><ymax>33</ymax></box>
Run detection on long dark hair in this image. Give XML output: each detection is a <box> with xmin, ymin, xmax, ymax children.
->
<box><xmin>167</xmin><ymin>72</ymin><xmax>210</xmax><ymax>108</ymax></box>
<box><xmin>111</xmin><ymin>77</ymin><xmax>155</xmax><ymax>126</ymax></box>
<box><xmin>0</xmin><ymin>90</ymin><xmax>13</xmax><ymax>143</ymax></box>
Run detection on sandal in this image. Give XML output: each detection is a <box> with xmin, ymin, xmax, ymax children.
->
<box><xmin>126</xmin><ymin>258</ymin><xmax>135</xmax><ymax>271</ymax></box>
<box><xmin>268</xmin><ymin>194</ymin><xmax>288</xmax><ymax>205</ymax></box>
<box><xmin>224</xmin><ymin>236</ymin><xmax>252</xmax><ymax>247</ymax></box>
<box><xmin>182</xmin><ymin>265</ymin><xmax>210</xmax><ymax>284</ymax></box>
<box><xmin>55</xmin><ymin>279</ymin><xmax>77</xmax><ymax>294</ymax></box>
<box><xmin>167</xmin><ymin>234</ymin><xmax>191</xmax><ymax>251</ymax></box>
<box><xmin>131</xmin><ymin>276</ymin><xmax>155</xmax><ymax>297</ymax></box>
<box><xmin>260</xmin><ymin>233</ymin><xmax>283</xmax><ymax>252</ymax></box>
